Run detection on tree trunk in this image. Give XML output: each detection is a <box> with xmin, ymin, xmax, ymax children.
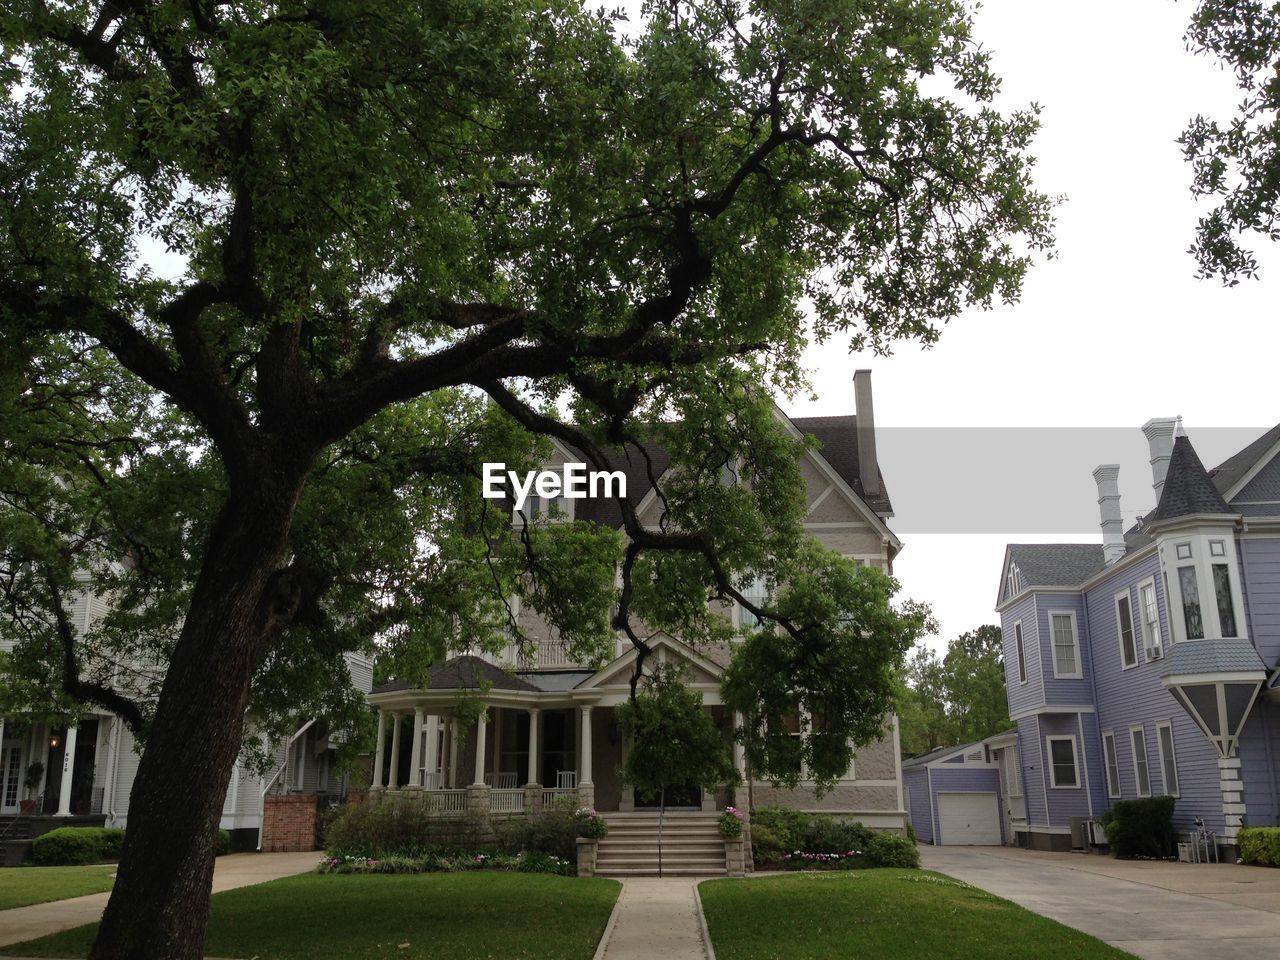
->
<box><xmin>89</xmin><ymin>484</ymin><xmax>301</xmax><ymax>960</ymax></box>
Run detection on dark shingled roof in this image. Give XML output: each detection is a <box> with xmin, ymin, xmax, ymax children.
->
<box><xmin>1007</xmin><ymin>543</ymin><xmax>1106</xmax><ymax>593</ymax></box>
<box><xmin>1208</xmin><ymin>421</ymin><xmax>1280</xmax><ymax>496</ymax></box>
<box><xmin>1161</xmin><ymin>638</ymin><xmax>1266</xmax><ymax>677</ymax></box>
<box><xmin>1150</xmin><ymin>435</ymin><xmax>1234</xmax><ymax>523</ymax></box>
<box><xmin>372</xmin><ymin>655</ymin><xmax>539</xmax><ymax>695</ymax></box>
<box><xmin>792</xmin><ymin>415</ymin><xmax>893</xmax><ymax>516</ymax></box>
<box><xmin>902</xmin><ymin>741</ymin><xmax>982</xmax><ymax>769</ymax></box>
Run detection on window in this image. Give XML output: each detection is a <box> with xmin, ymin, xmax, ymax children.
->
<box><xmin>1212</xmin><ymin>564</ymin><xmax>1238</xmax><ymax>637</ymax></box>
<box><xmin>1115</xmin><ymin>592</ymin><xmax>1137</xmax><ymax>669</ymax></box>
<box><xmin>519</xmin><ymin>494</ymin><xmax>571</xmax><ymax>522</ymax></box>
<box><xmin>1157</xmin><ymin>721</ymin><xmax>1179</xmax><ymax>797</ymax></box>
<box><xmin>1210</xmin><ymin>540</ymin><xmax>1226</xmax><ymax>557</ymax></box>
<box><xmin>739</xmin><ymin>574</ymin><xmax>767</xmax><ymax>630</ymax></box>
<box><xmin>1007</xmin><ymin>564</ymin><xmax>1022</xmax><ymax>598</ymax></box>
<box><xmin>1013</xmin><ymin>621</ymin><xmax>1027</xmax><ymax>684</ymax></box>
<box><xmin>1046</xmin><ymin>736</ymin><xmax>1079</xmax><ymax>788</ymax></box>
<box><xmin>1176</xmin><ymin>542</ymin><xmax>1193</xmax><ymax>560</ymax></box>
<box><xmin>1139</xmin><ymin>579</ymin><xmax>1163</xmax><ymax>660</ymax></box>
<box><xmin>1130</xmin><ymin>726</ymin><xmax>1151</xmax><ymax>797</ymax></box>
<box><xmin>1050</xmin><ymin>612</ymin><xmax>1081</xmax><ymax>678</ymax></box>
<box><xmin>1102</xmin><ymin>731</ymin><xmax>1121</xmax><ymax>799</ymax></box>
<box><xmin>1177</xmin><ymin>566</ymin><xmax>1204</xmax><ymax>640</ymax></box>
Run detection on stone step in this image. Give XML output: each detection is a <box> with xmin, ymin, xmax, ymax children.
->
<box><xmin>602</xmin><ymin>867</ymin><xmax>727</xmax><ymax>876</ymax></box>
<box><xmin>599</xmin><ymin>839</ymin><xmax>724</xmax><ymax>851</ymax></box>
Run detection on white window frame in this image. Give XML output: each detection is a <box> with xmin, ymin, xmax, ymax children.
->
<box><xmin>1048</xmin><ymin>610</ymin><xmax>1082</xmax><ymax>679</ymax></box>
<box><xmin>1114</xmin><ymin>590</ymin><xmax>1138</xmax><ymax>670</ymax></box>
<box><xmin>1130</xmin><ymin>725</ymin><xmax>1151</xmax><ymax>798</ymax></box>
<box><xmin>1137</xmin><ymin>576</ymin><xmax>1163</xmax><ymax>661</ymax></box>
<box><xmin>1045</xmin><ymin>735</ymin><xmax>1080</xmax><ymax>789</ymax></box>
<box><xmin>1013</xmin><ymin>620</ymin><xmax>1027</xmax><ymax>685</ymax></box>
<box><xmin>1156</xmin><ymin>720</ymin><xmax>1179</xmax><ymax>798</ymax></box>
<box><xmin>1102</xmin><ymin>730</ymin><xmax>1121</xmax><ymax>799</ymax></box>
<box><xmin>737</xmin><ymin>572</ymin><xmax>768</xmax><ymax>631</ymax></box>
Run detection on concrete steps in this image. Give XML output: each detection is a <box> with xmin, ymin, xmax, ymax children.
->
<box><xmin>597</xmin><ymin>812</ymin><xmax>727</xmax><ymax>877</ymax></box>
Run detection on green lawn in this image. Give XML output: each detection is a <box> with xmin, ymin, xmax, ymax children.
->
<box><xmin>0</xmin><ymin>865</ymin><xmax>117</xmax><ymax>911</ymax></box>
<box><xmin>5</xmin><ymin>872</ymin><xmax>620</xmax><ymax>959</ymax></box>
<box><xmin>699</xmin><ymin>870</ymin><xmax>1135</xmax><ymax>960</ymax></box>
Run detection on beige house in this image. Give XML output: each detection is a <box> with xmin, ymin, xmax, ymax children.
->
<box><xmin>368</xmin><ymin>370</ymin><xmax>907</xmax><ymax>856</ymax></box>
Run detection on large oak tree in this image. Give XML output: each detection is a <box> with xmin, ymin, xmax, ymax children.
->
<box><xmin>0</xmin><ymin>1</ymin><xmax>1051</xmax><ymax>956</ymax></box>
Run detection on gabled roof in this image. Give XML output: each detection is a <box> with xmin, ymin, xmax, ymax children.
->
<box><xmin>1003</xmin><ymin>543</ymin><xmax>1106</xmax><ymax>601</ymax></box>
<box><xmin>902</xmin><ymin>741</ymin><xmax>983</xmax><ymax>769</ymax></box>
<box><xmin>1208</xmin><ymin>421</ymin><xmax>1280</xmax><ymax>496</ymax></box>
<box><xmin>791</xmin><ymin>415</ymin><xmax>893</xmax><ymax>516</ymax></box>
<box><xmin>1150</xmin><ymin>435</ymin><xmax>1234</xmax><ymax>523</ymax></box>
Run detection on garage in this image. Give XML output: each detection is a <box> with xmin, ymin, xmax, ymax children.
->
<box><xmin>937</xmin><ymin>792</ymin><xmax>1001</xmax><ymax>845</ymax></box>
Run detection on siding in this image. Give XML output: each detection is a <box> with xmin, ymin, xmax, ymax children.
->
<box><xmin>903</xmin><ymin>768</ymin><xmax>933</xmax><ymax>843</ymax></box>
<box><xmin>1035</xmin><ymin>593</ymin><xmax>1094</xmax><ymax>706</ymax></box>
<box><xmin>1239</xmin><ymin>697</ymin><xmax>1280</xmax><ymax>828</ymax></box>
<box><xmin>1015</xmin><ymin>717</ymin><xmax>1049</xmax><ymax>828</ymax></box>
<box><xmin>1039</xmin><ymin>713</ymin><xmax>1095</xmax><ymax>824</ymax></box>
<box><xmin>1241</xmin><ymin>537</ymin><xmax>1280</xmax><ymax>668</ymax></box>
<box><xmin>1002</xmin><ymin>596</ymin><xmax>1043</xmax><ymax>717</ymax></box>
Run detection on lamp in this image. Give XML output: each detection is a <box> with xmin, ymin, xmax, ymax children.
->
<box><xmin>49</xmin><ymin>735</ymin><xmax>60</xmax><ymax>750</ymax></box>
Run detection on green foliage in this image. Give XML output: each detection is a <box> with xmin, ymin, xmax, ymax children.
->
<box><xmin>494</xmin><ymin>808</ymin><xmax>581</xmax><ymax>863</ymax></box>
<box><xmin>719</xmin><ymin>807</ymin><xmax>744</xmax><ymax>839</ymax></box>
<box><xmin>1101</xmin><ymin>797</ymin><xmax>1177</xmax><ymax>859</ymax></box>
<box><xmin>750</xmin><ymin>807</ymin><xmax>891</xmax><ymax>868</ymax></box>
<box><xmin>867</xmin><ymin>833</ymin><xmax>920</xmax><ymax>869</ymax></box>
<box><xmin>1238</xmin><ymin>827</ymin><xmax>1280</xmax><ymax>866</ymax></box>
<box><xmin>318</xmin><ymin>850</ymin><xmax>572</xmax><ymax>877</ymax></box>
<box><xmin>572</xmin><ymin>807</ymin><xmax>608</xmax><ymax>840</ymax></box>
<box><xmin>31</xmin><ymin>827</ymin><xmax>127</xmax><ymax>866</ymax></box>
<box><xmin>216</xmin><ymin>829</ymin><xmax>232</xmax><ymax>857</ymax></box>
<box><xmin>898</xmin><ymin>625</ymin><xmax>1012</xmax><ymax>757</ymax></box>
<box><xmin>323</xmin><ymin>801</ymin><xmax>484</xmax><ymax>859</ymax></box>
<box><xmin>1182</xmin><ymin>2</ymin><xmax>1280</xmax><ymax>281</ymax></box>
<box><xmin>617</xmin><ymin>665</ymin><xmax>738</xmax><ymax>803</ymax></box>
<box><xmin>725</xmin><ymin>547</ymin><xmax>934</xmax><ymax>790</ymax></box>
<box><xmin>23</xmin><ymin>760</ymin><xmax>43</xmax><ymax>794</ymax></box>
<box><xmin>747</xmin><ymin>822</ymin><xmax>787</xmax><ymax>868</ymax></box>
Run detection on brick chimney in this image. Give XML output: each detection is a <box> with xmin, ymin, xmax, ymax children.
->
<box><xmin>1142</xmin><ymin>418</ymin><xmax>1178</xmax><ymax>502</ymax></box>
<box><xmin>854</xmin><ymin>369</ymin><xmax>882</xmax><ymax>500</ymax></box>
<box><xmin>1092</xmin><ymin>464</ymin><xmax>1125</xmax><ymax>565</ymax></box>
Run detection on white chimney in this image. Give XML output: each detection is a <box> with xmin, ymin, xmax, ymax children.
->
<box><xmin>854</xmin><ymin>369</ymin><xmax>882</xmax><ymax>500</ymax></box>
<box><xmin>1142</xmin><ymin>418</ymin><xmax>1178</xmax><ymax>502</ymax></box>
<box><xmin>1092</xmin><ymin>464</ymin><xmax>1125</xmax><ymax>565</ymax></box>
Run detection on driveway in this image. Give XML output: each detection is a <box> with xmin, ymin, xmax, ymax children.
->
<box><xmin>0</xmin><ymin>851</ymin><xmax>319</xmax><ymax>949</ymax></box>
<box><xmin>922</xmin><ymin>845</ymin><xmax>1280</xmax><ymax>960</ymax></box>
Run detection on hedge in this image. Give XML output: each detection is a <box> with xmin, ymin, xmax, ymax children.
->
<box><xmin>31</xmin><ymin>827</ymin><xmax>126</xmax><ymax>865</ymax></box>
<box><xmin>749</xmin><ymin>807</ymin><xmax>918</xmax><ymax>870</ymax></box>
<box><xmin>1239</xmin><ymin>827</ymin><xmax>1280</xmax><ymax>867</ymax></box>
<box><xmin>1102</xmin><ymin>796</ymin><xmax>1176</xmax><ymax>858</ymax></box>
<box><xmin>31</xmin><ymin>826</ymin><xmax>233</xmax><ymax>865</ymax></box>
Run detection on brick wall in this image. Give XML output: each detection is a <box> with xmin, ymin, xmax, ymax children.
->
<box><xmin>262</xmin><ymin>794</ymin><xmax>317</xmax><ymax>852</ymax></box>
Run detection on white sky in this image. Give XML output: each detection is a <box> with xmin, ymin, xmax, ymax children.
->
<box><xmin>785</xmin><ymin>0</ymin><xmax>1280</xmax><ymax>649</ymax></box>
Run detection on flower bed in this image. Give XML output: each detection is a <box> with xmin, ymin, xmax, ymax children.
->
<box><xmin>574</xmin><ymin>807</ymin><xmax>608</xmax><ymax>839</ymax></box>
<box><xmin>782</xmin><ymin>849</ymin><xmax>862</xmax><ymax>867</ymax></box>
<box><xmin>317</xmin><ymin>849</ymin><xmax>573</xmax><ymax>876</ymax></box>
<box><xmin>719</xmin><ymin>806</ymin><xmax>744</xmax><ymax>839</ymax></box>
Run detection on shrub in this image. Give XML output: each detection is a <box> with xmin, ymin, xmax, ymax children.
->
<box><xmin>31</xmin><ymin>827</ymin><xmax>127</xmax><ymax>865</ymax></box>
<box><xmin>316</xmin><ymin>849</ymin><xmax>572</xmax><ymax>876</ymax></box>
<box><xmin>573</xmin><ymin>807</ymin><xmax>608</xmax><ymax>840</ymax></box>
<box><xmin>867</xmin><ymin>832</ymin><xmax>919</xmax><ymax>868</ymax></box>
<box><xmin>748</xmin><ymin>823</ymin><xmax>787</xmax><ymax>868</ymax></box>
<box><xmin>494</xmin><ymin>807</ymin><xmax>579</xmax><ymax>863</ymax></box>
<box><xmin>1102</xmin><ymin>796</ymin><xmax>1176</xmax><ymax>858</ymax></box>
<box><xmin>216</xmin><ymin>829</ymin><xmax>232</xmax><ymax>856</ymax></box>
<box><xmin>718</xmin><ymin>806</ymin><xmax>744</xmax><ymax>839</ymax></box>
<box><xmin>1239</xmin><ymin>827</ymin><xmax>1280</xmax><ymax>867</ymax></box>
<box><xmin>905</xmin><ymin>822</ymin><xmax>918</xmax><ymax>845</ymax></box>
<box><xmin>324</xmin><ymin>799</ymin><xmax>484</xmax><ymax>858</ymax></box>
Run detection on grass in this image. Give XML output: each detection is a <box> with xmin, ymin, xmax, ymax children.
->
<box><xmin>5</xmin><ymin>872</ymin><xmax>620</xmax><ymax>959</ymax></box>
<box><xmin>699</xmin><ymin>870</ymin><xmax>1136</xmax><ymax>960</ymax></box>
<box><xmin>0</xmin><ymin>865</ymin><xmax>117</xmax><ymax>911</ymax></box>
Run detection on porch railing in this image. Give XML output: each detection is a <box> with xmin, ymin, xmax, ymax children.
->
<box><xmin>424</xmin><ymin>789</ymin><xmax>468</xmax><ymax>815</ymax></box>
<box><xmin>490</xmin><ymin>788</ymin><xmax>524</xmax><ymax>814</ymax></box>
<box><xmin>541</xmin><ymin>787</ymin><xmax>577</xmax><ymax>809</ymax></box>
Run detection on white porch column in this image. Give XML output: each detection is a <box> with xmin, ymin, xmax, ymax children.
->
<box><xmin>732</xmin><ymin>711</ymin><xmax>747</xmax><ymax>778</ymax></box>
<box><xmin>580</xmin><ymin>705</ymin><xmax>593</xmax><ymax>785</ymax></box>
<box><xmin>491</xmin><ymin>708</ymin><xmax>503</xmax><ymax>779</ymax></box>
<box><xmin>526</xmin><ymin>708</ymin><xmax>541</xmax><ymax>785</ymax></box>
<box><xmin>372</xmin><ymin>710</ymin><xmax>387</xmax><ymax>789</ymax></box>
<box><xmin>410</xmin><ymin>708</ymin><xmax>425</xmax><ymax>787</ymax></box>
<box><xmin>55</xmin><ymin>725</ymin><xmax>78</xmax><ymax>816</ymax></box>
<box><xmin>387</xmin><ymin>713</ymin><xmax>402</xmax><ymax>789</ymax></box>
<box><xmin>472</xmin><ymin>710</ymin><xmax>489</xmax><ymax>786</ymax></box>
<box><xmin>448</xmin><ymin>719</ymin><xmax>460</xmax><ymax>788</ymax></box>
<box><xmin>424</xmin><ymin>715</ymin><xmax>440</xmax><ymax>785</ymax></box>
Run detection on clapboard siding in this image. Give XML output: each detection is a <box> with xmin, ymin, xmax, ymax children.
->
<box><xmin>1242</xmin><ymin>538</ymin><xmax>1280</xmax><ymax>667</ymax></box>
<box><xmin>1016</xmin><ymin>716</ymin><xmax>1048</xmax><ymax>827</ymax></box>
<box><xmin>1239</xmin><ymin>699</ymin><xmax>1280</xmax><ymax>827</ymax></box>
<box><xmin>903</xmin><ymin>767</ymin><xmax>933</xmax><ymax>843</ymax></box>
<box><xmin>1039</xmin><ymin>713</ymin><xmax>1094</xmax><ymax>823</ymax></box>
<box><xmin>1003</xmin><ymin>595</ymin><xmax>1043</xmax><ymax>716</ymax></box>
<box><xmin>1034</xmin><ymin>593</ymin><xmax>1093</xmax><ymax>705</ymax></box>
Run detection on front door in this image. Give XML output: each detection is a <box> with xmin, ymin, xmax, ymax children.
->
<box><xmin>0</xmin><ymin>745</ymin><xmax>23</xmax><ymax>813</ymax></box>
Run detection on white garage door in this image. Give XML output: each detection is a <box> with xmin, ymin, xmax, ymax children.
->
<box><xmin>937</xmin><ymin>792</ymin><xmax>1000</xmax><ymax>846</ymax></box>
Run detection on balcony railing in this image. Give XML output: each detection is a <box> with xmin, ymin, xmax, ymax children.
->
<box><xmin>424</xmin><ymin>790</ymin><xmax>468</xmax><ymax>815</ymax></box>
<box><xmin>490</xmin><ymin>789</ymin><xmax>524</xmax><ymax>813</ymax></box>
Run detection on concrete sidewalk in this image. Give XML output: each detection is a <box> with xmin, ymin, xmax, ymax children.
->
<box><xmin>597</xmin><ymin>877</ymin><xmax>710</xmax><ymax>960</ymax></box>
<box><xmin>0</xmin><ymin>851</ymin><xmax>319</xmax><ymax>949</ymax></box>
<box><xmin>923</xmin><ymin>845</ymin><xmax>1280</xmax><ymax>960</ymax></box>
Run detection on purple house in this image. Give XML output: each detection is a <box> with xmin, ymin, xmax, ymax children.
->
<box><xmin>995</xmin><ymin>419</ymin><xmax>1280</xmax><ymax>855</ymax></box>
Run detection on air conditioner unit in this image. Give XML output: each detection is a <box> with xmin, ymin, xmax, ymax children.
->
<box><xmin>1088</xmin><ymin>819</ymin><xmax>1109</xmax><ymax>846</ymax></box>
